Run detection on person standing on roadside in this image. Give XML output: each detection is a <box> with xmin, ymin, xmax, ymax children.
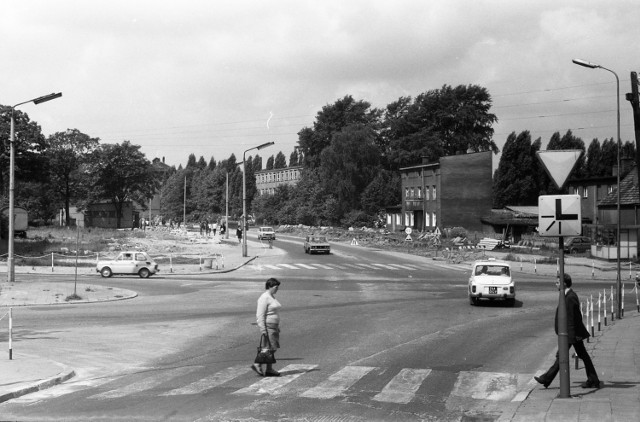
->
<box><xmin>534</xmin><ymin>273</ymin><xmax>601</xmax><ymax>389</ymax></box>
<box><xmin>251</xmin><ymin>278</ymin><xmax>282</xmax><ymax>377</ymax></box>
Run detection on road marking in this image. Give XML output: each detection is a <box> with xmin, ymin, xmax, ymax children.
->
<box><xmin>262</xmin><ymin>264</ymin><xmax>281</xmax><ymax>270</ymax></box>
<box><xmin>329</xmin><ymin>264</ymin><xmax>348</xmax><ymax>270</ymax></box>
<box><xmin>279</xmin><ymin>264</ymin><xmax>299</xmax><ymax>269</ymax></box>
<box><xmin>352</xmin><ymin>263</ymin><xmax>378</xmax><ymax>269</ymax></box>
<box><xmin>89</xmin><ymin>366</ymin><xmax>200</xmax><ymax>399</ymax></box>
<box><xmin>300</xmin><ymin>366</ymin><xmax>376</xmax><ymax>399</ymax></box>
<box><xmin>161</xmin><ymin>365</ymin><xmax>250</xmax><ymax>396</ymax></box>
<box><xmin>372</xmin><ymin>368</ymin><xmax>431</xmax><ymax>404</ymax></box>
<box><xmin>294</xmin><ymin>263</ymin><xmax>317</xmax><ymax>269</ymax></box>
<box><xmin>232</xmin><ymin>364</ymin><xmax>317</xmax><ymax>396</ymax></box>
<box><xmin>451</xmin><ymin>371</ymin><xmax>521</xmax><ymax>401</ymax></box>
<box><xmin>372</xmin><ymin>263</ymin><xmax>396</xmax><ymax>269</ymax></box>
<box><xmin>386</xmin><ymin>264</ymin><xmax>417</xmax><ymax>271</ymax></box>
<box><xmin>312</xmin><ymin>263</ymin><xmax>333</xmax><ymax>270</ymax></box>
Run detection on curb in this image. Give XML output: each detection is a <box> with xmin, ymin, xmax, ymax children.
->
<box><xmin>0</xmin><ymin>368</ymin><xmax>76</xmax><ymax>404</ymax></box>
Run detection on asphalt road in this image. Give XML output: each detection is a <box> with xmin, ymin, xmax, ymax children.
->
<box><xmin>0</xmin><ymin>238</ymin><xmax>616</xmax><ymax>421</ymax></box>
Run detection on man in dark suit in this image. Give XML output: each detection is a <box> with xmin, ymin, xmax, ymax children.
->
<box><xmin>534</xmin><ymin>273</ymin><xmax>601</xmax><ymax>389</ymax></box>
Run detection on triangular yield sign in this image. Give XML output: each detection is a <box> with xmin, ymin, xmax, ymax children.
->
<box><xmin>536</xmin><ymin>150</ymin><xmax>582</xmax><ymax>190</ymax></box>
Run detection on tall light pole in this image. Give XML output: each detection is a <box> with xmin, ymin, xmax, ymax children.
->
<box><xmin>7</xmin><ymin>92</ymin><xmax>62</xmax><ymax>283</ymax></box>
<box><xmin>242</xmin><ymin>141</ymin><xmax>274</xmax><ymax>257</ymax></box>
<box><xmin>573</xmin><ymin>58</ymin><xmax>622</xmax><ymax>319</ymax></box>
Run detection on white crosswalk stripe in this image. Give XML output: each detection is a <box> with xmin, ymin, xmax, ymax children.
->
<box><xmin>161</xmin><ymin>365</ymin><xmax>250</xmax><ymax>396</ymax></box>
<box><xmin>293</xmin><ymin>263</ymin><xmax>317</xmax><ymax>269</ymax></box>
<box><xmin>373</xmin><ymin>368</ymin><xmax>431</xmax><ymax>404</ymax></box>
<box><xmin>89</xmin><ymin>366</ymin><xmax>200</xmax><ymax>399</ymax></box>
<box><xmin>372</xmin><ymin>263</ymin><xmax>397</xmax><ymax>269</ymax></box>
<box><xmin>232</xmin><ymin>364</ymin><xmax>318</xmax><ymax>396</ymax></box>
<box><xmin>246</xmin><ymin>262</ymin><xmax>437</xmax><ymax>272</ymax></box>
<box><xmin>301</xmin><ymin>366</ymin><xmax>376</xmax><ymax>399</ymax></box>
<box><xmin>311</xmin><ymin>263</ymin><xmax>334</xmax><ymax>269</ymax></box>
<box><xmin>386</xmin><ymin>263</ymin><xmax>417</xmax><ymax>271</ymax></box>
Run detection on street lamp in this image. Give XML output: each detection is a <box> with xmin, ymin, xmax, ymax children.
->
<box><xmin>7</xmin><ymin>92</ymin><xmax>62</xmax><ymax>283</ymax></box>
<box><xmin>573</xmin><ymin>58</ymin><xmax>622</xmax><ymax>319</ymax></box>
<box><xmin>242</xmin><ymin>141</ymin><xmax>274</xmax><ymax>257</ymax></box>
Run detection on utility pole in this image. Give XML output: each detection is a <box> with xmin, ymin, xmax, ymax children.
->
<box><xmin>626</xmin><ymin>71</ymin><xmax>640</xmax><ymax>198</ymax></box>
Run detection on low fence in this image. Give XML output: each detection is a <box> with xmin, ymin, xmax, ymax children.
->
<box><xmin>0</xmin><ymin>252</ymin><xmax>225</xmax><ymax>272</ymax></box>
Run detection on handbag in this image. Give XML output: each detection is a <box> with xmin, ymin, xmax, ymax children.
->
<box><xmin>254</xmin><ymin>333</ymin><xmax>276</xmax><ymax>364</ymax></box>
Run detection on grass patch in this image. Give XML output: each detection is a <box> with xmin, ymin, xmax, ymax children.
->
<box><xmin>65</xmin><ymin>293</ymin><xmax>83</xmax><ymax>301</ymax></box>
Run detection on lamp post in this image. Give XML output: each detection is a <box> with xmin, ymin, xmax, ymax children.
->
<box><xmin>573</xmin><ymin>58</ymin><xmax>622</xmax><ymax>319</ymax></box>
<box><xmin>7</xmin><ymin>92</ymin><xmax>62</xmax><ymax>284</ymax></box>
<box><xmin>242</xmin><ymin>141</ymin><xmax>274</xmax><ymax>257</ymax></box>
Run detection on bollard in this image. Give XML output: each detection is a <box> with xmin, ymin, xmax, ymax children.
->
<box><xmin>603</xmin><ymin>289</ymin><xmax>607</xmax><ymax>326</ymax></box>
<box><xmin>199</xmin><ymin>256</ymin><xmax>202</xmax><ymax>271</ymax></box>
<box><xmin>636</xmin><ymin>283</ymin><xmax>639</xmax><ymax>313</ymax></box>
<box><xmin>9</xmin><ymin>308</ymin><xmax>13</xmax><ymax>360</ymax></box>
<box><xmin>51</xmin><ymin>252</ymin><xmax>55</xmax><ymax>272</ymax></box>
<box><xmin>534</xmin><ymin>258</ymin><xmax>537</xmax><ymax>273</ymax></box>
<box><xmin>590</xmin><ymin>295</ymin><xmax>594</xmax><ymax>337</ymax></box>
<box><xmin>585</xmin><ymin>299</ymin><xmax>590</xmax><ymax>342</ymax></box>
<box><xmin>574</xmin><ymin>352</ymin><xmax>579</xmax><ymax>370</ymax></box>
<box><xmin>592</xmin><ymin>261</ymin><xmax>595</xmax><ymax>279</ymax></box>
<box><xmin>611</xmin><ymin>287</ymin><xmax>615</xmax><ymax>322</ymax></box>
<box><xmin>622</xmin><ymin>283</ymin><xmax>625</xmax><ymax>318</ymax></box>
<box><xmin>170</xmin><ymin>254</ymin><xmax>173</xmax><ymax>273</ymax></box>
<box><xmin>597</xmin><ymin>293</ymin><xmax>601</xmax><ymax>331</ymax></box>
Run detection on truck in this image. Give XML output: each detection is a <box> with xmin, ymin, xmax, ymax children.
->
<box><xmin>0</xmin><ymin>207</ymin><xmax>29</xmax><ymax>238</ymax></box>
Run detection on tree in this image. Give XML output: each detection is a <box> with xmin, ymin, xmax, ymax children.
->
<box><xmin>297</xmin><ymin>95</ymin><xmax>382</xmax><ymax>168</ymax></box>
<box><xmin>274</xmin><ymin>151</ymin><xmax>287</xmax><ymax>169</ymax></box>
<box><xmin>87</xmin><ymin>141</ymin><xmax>158</xmax><ymax>228</ymax></box>
<box><xmin>382</xmin><ymin>85</ymin><xmax>498</xmax><ymax>169</ymax></box>
<box><xmin>265</xmin><ymin>155</ymin><xmax>274</xmax><ymax>170</ymax></box>
<box><xmin>0</xmin><ymin>106</ymin><xmax>48</xmax><ymax>197</ymax></box>
<box><xmin>493</xmin><ymin>131</ymin><xmax>541</xmax><ymax>208</ymax></box>
<box><xmin>289</xmin><ymin>149</ymin><xmax>300</xmax><ymax>167</ymax></box>
<box><xmin>585</xmin><ymin>139</ymin><xmax>605</xmax><ymax>177</ymax></box>
<box><xmin>45</xmin><ymin>129</ymin><xmax>99</xmax><ymax>226</ymax></box>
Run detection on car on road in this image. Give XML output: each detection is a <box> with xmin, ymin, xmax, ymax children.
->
<box><xmin>304</xmin><ymin>235</ymin><xmax>331</xmax><ymax>254</ymax></box>
<box><xmin>563</xmin><ymin>236</ymin><xmax>592</xmax><ymax>254</ymax></box>
<box><xmin>96</xmin><ymin>251</ymin><xmax>160</xmax><ymax>278</ymax></box>
<box><xmin>468</xmin><ymin>259</ymin><xmax>515</xmax><ymax>306</ymax></box>
<box><xmin>257</xmin><ymin>226</ymin><xmax>276</xmax><ymax>241</ymax></box>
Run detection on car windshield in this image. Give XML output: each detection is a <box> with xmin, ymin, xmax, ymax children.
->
<box><xmin>312</xmin><ymin>237</ymin><xmax>327</xmax><ymax>242</ymax></box>
<box><xmin>262</xmin><ymin>227</ymin><xmax>273</xmax><ymax>231</ymax></box>
<box><xmin>475</xmin><ymin>265</ymin><xmax>510</xmax><ymax>276</ymax></box>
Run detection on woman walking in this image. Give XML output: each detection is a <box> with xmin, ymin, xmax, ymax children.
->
<box><xmin>252</xmin><ymin>278</ymin><xmax>282</xmax><ymax>377</ymax></box>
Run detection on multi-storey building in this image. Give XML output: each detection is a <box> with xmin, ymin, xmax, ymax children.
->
<box><xmin>255</xmin><ymin>166</ymin><xmax>303</xmax><ymax>195</ymax></box>
<box><xmin>392</xmin><ymin>151</ymin><xmax>493</xmax><ymax>232</ymax></box>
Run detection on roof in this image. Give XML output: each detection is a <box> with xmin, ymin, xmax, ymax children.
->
<box><xmin>480</xmin><ymin>208</ymin><xmax>538</xmax><ymax>227</ymax></box>
<box><xmin>504</xmin><ymin>206</ymin><xmax>538</xmax><ymax>216</ymax></box>
<box><xmin>598</xmin><ymin>167</ymin><xmax>639</xmax><ymax>207</ymax></box>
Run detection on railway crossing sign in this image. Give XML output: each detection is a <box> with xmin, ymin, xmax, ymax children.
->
<box><xmin>538</xmin><ymin>195</ymin><xmax>581</xmax><ymax>237</ymax></box>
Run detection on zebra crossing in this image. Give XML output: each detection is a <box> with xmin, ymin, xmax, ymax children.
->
<box><xmin>80</xmin><ymin>363</ymin><xmax>535</xmax><ymax>406</ymax></box>
<box><xmin>247</xmin><ymin>262</ymin><xmax>433</xmax><ymax>272</ymax></box>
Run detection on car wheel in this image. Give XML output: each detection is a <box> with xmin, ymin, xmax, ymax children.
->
<box><xmin>506</xmin><ymin>298</ymin><xmax>516</xmax><ymax>307</ymax></box>
<box><xmin>570</xmin><ymin>248</ymin><xmax>577</xmax><ymax>255</ymax></box>
<box><xmin>139</xmin><ymin>268</ymin><xmax>151</xmax><ymax>278</ymax></box>
<box><xmin>100</xmin><ymin>267</ymin><xmax>113</xmax><ymax>278</ymax></box>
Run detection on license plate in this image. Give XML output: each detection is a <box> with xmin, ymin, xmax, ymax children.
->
<box><xmin>489</xmin><ymin>286</ymin><xmax>497</xmax><ymax>294</ymax></box>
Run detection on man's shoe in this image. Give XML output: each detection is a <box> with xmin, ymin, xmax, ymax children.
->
<box><xmin>581</xmin><ymin>380</ymin><xmax>601</xmax><ymax>389</ymax></box>
<box><xmin>534</xmin><ymin>376</ymin><xmax>550</xmax><ymax>388</ymax></box>
<box><xmin>250</xmin><ymin>364</ymin><xmax>264</xmax><ymax>376</ymax></box>
<box><xmin>265</xmin><ymin>370</ymin><xmax>281</xmax><ymax>377</ymax></box>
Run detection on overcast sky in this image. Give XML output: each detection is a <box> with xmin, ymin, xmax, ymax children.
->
<box><xmin>2</xmin><ymin>1</ymin><xmax>640</xmax><ymax>169</ymax></box>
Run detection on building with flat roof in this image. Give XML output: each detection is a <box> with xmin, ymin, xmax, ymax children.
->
<box><xmin>255</xmin><ymin>166</ymin><xmax>303</xmax><ymax>195</ymax></box>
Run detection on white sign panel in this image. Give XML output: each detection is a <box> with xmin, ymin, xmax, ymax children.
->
<box><xmin>538</xmin><ymin>195</ymin><xmax>582</xmax><ymax>237</ymax></box>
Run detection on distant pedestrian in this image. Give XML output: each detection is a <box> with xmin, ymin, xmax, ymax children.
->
<box><xmin>534</xmin><ymin>273</ymin><xmax>601</xmax><ymax>389</ymax></box>
<box><xmin>251</xmin><ymin>278</ymin><xmax>282</xmax><ymax>377</ymax></box>
<box><xmin>212</xmin><ymin>222</ymin><xmax>217</xmax><ymax>236</ymax></box>
<box><xmin>236</xmin><ymin>226</ymin><xmax>242</xmax><ymax>244</ymax></box>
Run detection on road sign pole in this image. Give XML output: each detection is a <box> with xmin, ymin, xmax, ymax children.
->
<box><xmin>557</xmin><ymin>236</ymin><xmax>570</xmax><ymax>398</ymax></box>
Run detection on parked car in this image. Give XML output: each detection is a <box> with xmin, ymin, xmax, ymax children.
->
<box><xmin>96</xmin><ymin>251</ymin><xmax>159</xmax><ymax>278</ymax></box>
<box><xmin>304</xmin><ymin>235</ymin><xmax>331</xmax><ymax>254</ymax></box>
<box><xmin>563</xmin><ymin>236</ymin><xmax>592</xmax><ymax>254</ymax></box>
<box><xmin>257</xmin><ymin>226</ymin><xmax>276</xmax><ymax>241</ymax></box>
<box><xmin>468</xmin><ymin>259</ymin><xmax>515</xmax><ymax>306</ymax></box>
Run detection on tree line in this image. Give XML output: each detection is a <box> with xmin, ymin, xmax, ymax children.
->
<box><xmin>2</xmin><ymin>83</ymin><xmax>632</xmax><ymax>231</ymax></box>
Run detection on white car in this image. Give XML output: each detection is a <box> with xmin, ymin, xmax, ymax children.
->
<box><xmin>257</xmin><ymin>226</ymin><xmax>276</xmax><ymax>241</ymax></box>
<box><xmin>468</xmin><ymin>259</ymin><xmax>515</xmax><ymax>306</ymax></box>
<box><xmin>96</xmin><ymin>251</ymin><xmax>159</xmax><ymax>278</ymax></box>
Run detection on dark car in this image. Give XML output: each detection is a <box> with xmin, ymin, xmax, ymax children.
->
<box><xmin>563</xmin><ymin>236</ymin><xmax>592</xmax><ymax>254</ymax></box>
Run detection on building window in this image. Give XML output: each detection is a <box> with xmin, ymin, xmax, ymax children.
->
<box><xmin>417</xmin><ymin>187</ymin><xmax>422</xmax><ymax>198</ymax></box>
<box><xmin>426</xmin><ymin>187</ymin><xmax>430</xmax><ymax>201</ymax></box>
<box><xmin>573</xmin><ymin>187</ymin><xmax>579</xmax><ymax>195</ymax></box>
<box><xmin>386</xmin><ymin>214</ymin><xmax>392</xmax><ymax>224</ymax></box>
<box><xmin>608</xmin><ymin>185</ymin><xmax>613</xmax><ymax>194</ymax></box>
<box><xmin>410</xmin><ymin>187</ymin><xmax>415</xmax><ymax>198</ymax></box>
<box><xmin>432</xmin><ymin>212</ymin><xmax>437</xmax><ymax>227</ymax></box>
<box><xmin>432</xmin><ymin>186</ymin><xmax>436</xmax><ymax>200</ymax></box>
<box><xmin>405</xmin><ymin>187</ymin><xmax>409</xmax><ymax>198</ymax></box>
<box><xmin>395</xmin><ymin>213</ymin><xmax>401</xmax><ymax>225</ymax></box>
<box><xmin>405</xmin><ymin>212</ymin><xmax>414</xmax><ymax>227</ymax></box>
<box><xmin>582</xmin><ymin>186</ymin><xmax>588</xmax><ymax>198</ymax></box>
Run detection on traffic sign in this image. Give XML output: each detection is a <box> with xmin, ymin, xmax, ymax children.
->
<box><xmin>405</xmin><ymin>227</ymin><xmax>412</xmax><ymax>235</ymax></box>
<box><xmin>538</xmin><ymin>195</ymin><xmax>582</xmax><ymax>237</ymax></box>
<box><xmin>536</xmin><ymin>150</ymin><xmax>582</xmax><ymax>190</ymax></box>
